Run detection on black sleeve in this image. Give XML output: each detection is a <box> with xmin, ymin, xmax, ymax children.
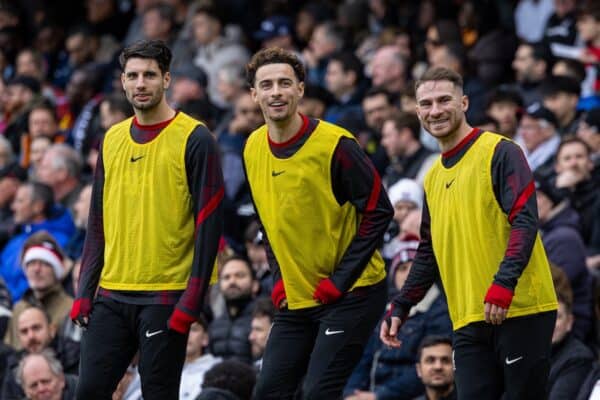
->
<box><xmin>176</xmin><ymin>125</ymin><xmax>225</xmax><ymax>318</ymax></box>
<box><xmin>392</xmin><ymin>194</ymin><xmax>439</xmax><ymax>317</ymax></box>
<box><xmin>490</xmin><ymin>140</ymin><xmax>539</xmax><ymax>291</ymax></box>
<box><xmin>75</xmin><ymin>145</ymin><xmax>105</xmax><ymax>301</ymax></box>
<box><xmin>329</xmin><ymin>137</ymin><xmax>394</xmax><ymax>292</ymax></box>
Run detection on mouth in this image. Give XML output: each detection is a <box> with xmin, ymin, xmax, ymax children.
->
<box><xmin>134</xmin><ymin>94</ymin><xmax>151</xmax><ymax>100</ymax></box>
<box><xmin>269</xmin><ymin>101</ymin><xmax>287</xmax><ymax>110</ymax></box>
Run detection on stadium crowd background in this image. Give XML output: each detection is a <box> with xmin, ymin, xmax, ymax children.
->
<box><xmin>0</xmin><ymin>0</ymin><xmax>599</xmax><ymax>399</ymax></box>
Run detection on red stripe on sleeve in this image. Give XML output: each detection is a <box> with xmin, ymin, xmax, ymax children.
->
<box><xmin>508</xmin><ymin>180</ymin><xmax>535</xmax><ymax>223</ymax></box>
<box><xmin>366</xmin><ymin>166</ymin><xmax>381</xmax><ymax>212</ymax></box>
<box><xmin>195</xmin><ymin>187</ymin><xmax>224</xmax><ymax>228</ymax></box>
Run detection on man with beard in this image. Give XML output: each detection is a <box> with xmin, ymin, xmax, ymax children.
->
<box><xmin>70</xmin><ymin>40</ymin><xmax>224</xmax><ymax>399</ymax></box>
<box><xmin>208</xmin><ymin>256</ymin><xmax>258</xmax><ymax>364</ymax></box>
<box><xmin>381</xmin><ymin>67</ymin><xmax>557</xmax><ymax>399</ymax></box>
<box><xmin>414</xmin><ymin>336</ymin><xmax>456</xmax><ymax>400</ymax></box>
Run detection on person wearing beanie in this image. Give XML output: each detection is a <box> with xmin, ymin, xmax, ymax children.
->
<box><xmin>383</xmin><ymin>179</ymin><xmax>423</xmax><ymax>259</ymax></box>
<box><xmin>4</xmin><ymin>231</ymin><xmax>73</xmax><ymax>350</ymax></box>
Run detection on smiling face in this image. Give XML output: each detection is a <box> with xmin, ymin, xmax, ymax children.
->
<box><xmin>121</xmin><ymin>57</ymin><xmax>170</xmax><ymax>112</ymax></box>
<box><xmin>251</xmin><ymin>63</ymin><xmax>304</xmax><ymax>124</ymax></box>
<box><xmin>415</xmin><ymin>80</ymin><xmax>468</xmax><ymax>140</ymax></box>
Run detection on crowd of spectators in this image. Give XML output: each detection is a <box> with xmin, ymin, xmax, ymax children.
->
<box><xmin>0</xmin><ymin>0</ymin><xmax>600</xmax><ymax>398</ymax></box>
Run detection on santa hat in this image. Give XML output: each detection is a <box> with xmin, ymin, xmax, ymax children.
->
<box><xmin>22</xmin><ymin>242</ymin><xmax>65</xmax><ymax>280</ymax></box>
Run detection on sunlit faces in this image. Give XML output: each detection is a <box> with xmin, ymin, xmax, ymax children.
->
<box><xmin>21</xmin><ymin>354</ymin><xmax>65</xmax><ymax>400</ymax></box>
<box><xmin>251</xmin><ymin>63</ymin><xmax>304</xmax><ymax>124</ymax></box>
<box><xmin>121</xmin><ymin>58</ymin><xmax>170</xmax><ymax>112</ymax></box>
<box><xmin>415</xmin><ymin>80</ymin><xmax>467</xmax><ymax>139</ymax></box>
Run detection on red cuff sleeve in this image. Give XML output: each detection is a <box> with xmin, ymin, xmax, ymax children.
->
<box><xmin>271</xmin><ymin>279</ymin><xmax>286</xmax><ymax>308</ymax></box>
<box><xmin>484</xmin><ymin>283</ymin><xmax>514</xmax><ymax>309</ymax></box>
<box><xmin>313</xmin><ymin>278</ymin><xmax>342</xmax><ymax>304</ymax></box>
<box><xmin>168</xmin><ymin>308</ymin><xmax>197</xmax><ymax>334</ymax></box>
<box><xmin>70</xmin><ymin>298</ymin><xmax>92</xmax><ymax>321</ymax></box>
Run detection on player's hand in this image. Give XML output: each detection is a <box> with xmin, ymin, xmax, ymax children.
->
<box><xmin>484</xmin><ymin>302</ymin><xmax>508</xmax><ymax>325</ymax></box>
<box><xmin>70</xmin><ymin>298</ymin><xmax>92</xmax><ymax>328</ymax></box>
<box><xmin>380</xmin><ymin>316</ymin><xmax>403</xmax><ymax>348</ymax></box>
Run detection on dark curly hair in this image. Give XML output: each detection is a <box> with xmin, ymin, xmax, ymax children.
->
<box><xmin>246</xmin><ymin>47</ymin><xmax>305</xmax><ymax>87</ymax></box>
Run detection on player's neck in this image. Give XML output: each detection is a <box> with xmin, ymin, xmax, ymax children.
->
<box><xmin>134</xmin><ymin>98</ymin><xmax>176</xmax><ymax>125</ymax></box>
<box><xmin>437</xmin><ymin>121</ymin><xmax>473</xmax><ymax>154</ymax></box>
<box><xmin>267</xmin><ymin>112</ymin><xmax>304</xmax><ymax>143</ymax></box>
<box><xmin>425</xmin><ymin>384</ymin><xmax>454</xmax><ymax>400</ymax></box>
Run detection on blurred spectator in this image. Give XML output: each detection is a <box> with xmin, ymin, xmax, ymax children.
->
<box><xmin>298</xmin><ymin>84</ymin><xmax>334</xmax><ymax>119</ymax></box>
<box><xmin>248</xmin><ymin>297</ymin><xmax>274</xmax><ymax>369</ymax></box>
<box><xmin>295</xmin><ymin>2</ymin><xmax>333</xmax><ymax>48</ymax></box>
<box><xmin>64</xmin><ymin>64</ymin><xmax>104</xmax><ymax>156</ymax></box>
<box><xmin>423</xmin><ymin>20</ymin><xmax>462</xmax><ymax>64</ymax></box>
<box><xmin>382</xmin><ymin>179</ymin><xmax>423</xmax><ymax>259</ymax></box>
<box><xmin>254</xmin><ymin>15</ymin><xmax>296</xmax><ymax>52</ymax></box>
<box><xmin>381</xmin><ymin>112</ymin><xmax>436</xmax><ymax>187</ymax></box>
<box><xmin>142</xmin><ymin>3</ymin><xmax>177</xmax><ymax>44</ymax></box>
<box><xmin>536</xmin><ymin>179</ymin><xmax>594</xmax><ymax>343</ymax></box>
<box><xmin>192</xmin><ymin>5</ymin><xmax>249</xmax><ymax>109</ymax></box>
<box><xmin>552</xmin><ymin>137</ymin><xmax>599</xmax><ymax>245</ymax></box>
<box><xmin>2</xmin><ymin>305</ymin><xmax>80</xmax><ymax>400</ymax></box>
<box><xmin>548</xmin><ymin>277</ymin><xmax>595</xmax><ymax>400</ymax></box>
<box><xmin>472</xmin><ymin>114</ymin><xmax>500</xmax><ymax>133</ymax></box>
<box><xmin>3</xmin><ymin>75</ymin><xmax>41</xmax><ymax>154</ymax></box>
<box><xmin>0</xmin><ymin>181</ymin><xmax>75</xmax><ymax>300</ymax></box>
<box><xmin>324</xmin><ymin>51</ymin><xmax>365</xmax><ymax>124</ymax></box>
<box><xmin>122</xmin><ymin>0</ymin><xmax>162</xmax><ymax>46</ymax></box>
<box><xmin>344</xmin><ymin>242</ymin><xmax>452</xmax><ymax>400</ymax></box>
<box><xmin>0</xmin><ymin>275</ymin><xmax>11</xmax><ymax>340</ymax></box>
<box><xmin>370</xmin><ymin>45</ymin><xmax>408</xmax><ymax>96</ymax></box>
<box><xmin>243</xmin><ymin>221</ymin><xmax>270</xmax><ymax>297</ymax></box>
<box><xmin>576</xmin><ymin>108</ymin><xmax>600</xmax><ymax>163</ymax></box>
<box><xmin>303</xmin><ymin>21</ymin><xmax>345</xmax><ymax>88</ymax></box>
<box><xmin>52</xmin><ymin>25</ymin><xmax>101</xmax><ymax>90</ymax></box>
<box><xmin>413</xmin><ymin>336</ymin><xmax>456</xmax><ymax>400</ymax></box>
<box><xmin>16</xmin><ymin>350</ymin><xmax>77</xmax><ymax>400</ymax></box>
<box><xmin>28</xmin><ymin>136</ymin><xmax>51</xmax><ymax>180</ymax></box>
<box><xmin>180</xmin><ymin>317</ymin><xmax>222</xmax><ymax>400</ymax></box>
<box><xmin>575</xmin><ymin>3</ymin><xmax>600</xmax><ymax>102</ymax></box>
<box><xmin>218</xmin><ymin>91</ymin><xmax>262</xmax><ymax>246</ymax></box>
<box><xmin>208</xmin><ymin>255</ymin><xmax>258</xmax><ymax>364</ymax></box>
<box><xmin>361</xmin><ymin>87</ymin><xmax>395</xmax><ymax>174</ymax></box>
<box><xmin>0</xmin><ymin>158</ymin><xmax>27</xmax><ymax>247</ymax></box>
<box><xmin>21</xmin><ymin>101</ymin><xmax>66</xmax><ymax>172</ymax></box>
<box><xmin>512</xmin><ymin>42</ymin><xmax>551</xmax><ymax>106</ymax></box>
<box><xmin>399</xmin><ymin>209</ymin><xmax>422</xmax><ymax>240</ymax></box>
<box><xmin>544</xmin><ymin>0</ymin><xmax>578</xmax><ymax>48</ymax></box>
<box><xmin>63</xmin><ymin>183</ymin><xmax>91</xmax><ymax>263</ymax></box>
<box><xmin>37</xmin><ymin>143</ymin><xmax>83</xmax><ymax>214</ymax></box>
<box><xmin>514</xmin><ymin>0</ymin><xmax>555</xmax><ymax>43</ymax></box>
<box><xmin>84</xmin><ymin>0</ymin><xmax>132</xmax><ymax>42</ymax></box>
<box><xmin>485</xmin><ymin>88</ymin><xmax>524</xmax><ymax>139</ymax></box>
<box><xmin>5</xmin><ymin>231</ymin><xmax>74</xmax><ymax>351</ymax></box>
<box><xmin>516</xmin><ymin>103</ymin><xmax>560</xmax><ymax>179</ymax></box>
<box><xmin>540</xmin><ymin>75</ymin><xmax>581</xmax><ymax>136</ymax></box>
<box><xmin>93</xmin><ymin>93</ymin><xmax>133</xmax><ymax>172</ymax></box>
<box><xmin>552</xmin><ymin>58</ymin><xmax>587</xmax><ymax>84</ymax></box>
<box><xmin>215</xmin><ymin>63</ymin><xmax>246</xmax><ymax>111</ymax></box>
<box><xmin>197</xmin><ymin>360</ymin><xmax>256</xmax><ymax>400</ymax></box>
<box><xmin>168</xmin><ymin>64</ymin><xmax>209</xmax><ymax>111</ymax></box>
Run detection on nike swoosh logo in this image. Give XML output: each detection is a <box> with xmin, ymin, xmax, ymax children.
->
<box><xmin>145</xmin><ymin>329</ymin><xmax>163</xmax><ymax>338</ymax></box>
<box><xmin>271</xmin><ymin>170</ymin><xmax>285</xmax><ymax>177</ymax></box>
<box><xmin>130</xmin><ymin>155</ymin><xmax>145</xmax><ymax>162</ymax></box>
<box><xmin>505</xmin><ymin>356</ymin><xmax>523</xmax><ymax>365</ymax></box>
<box><xmin>325</xmin><ymin>328</ymin><xmax>344</xmax><ymax>336</ymax></box>
<box><xmin>445</xmin><ymin>178</ymin><xmax>455</xmax><ymax>189</ymax></box>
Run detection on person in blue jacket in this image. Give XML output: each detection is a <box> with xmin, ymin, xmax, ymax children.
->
<box><xmin>0</xmin><ymin>182</ymin><xmax>75</xmax><ymax>300</ymax></box>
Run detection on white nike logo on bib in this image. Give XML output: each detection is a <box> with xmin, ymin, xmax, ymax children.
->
<box><xmin>505</xmin><ymin>356</ymin><xmax>523</xmax><ymax>365</ymax></box>
<box><xmin>145</xmin><ymin>329</ymin><xmax>163</xmax><ymax>338</ymax></box>
<box><xmin>325</xmin><ymin>328</ymin><xmax>344</xmax><ymax>335</ymax></box>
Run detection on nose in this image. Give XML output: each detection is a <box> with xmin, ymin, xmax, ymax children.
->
<box><xmin>430</xmin><ymin>101</ymin><xmax>443</xmax><ymax>116</ymax></box>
